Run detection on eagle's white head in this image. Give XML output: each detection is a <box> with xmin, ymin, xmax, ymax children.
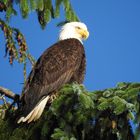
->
<box><xmin>59</xmin><ymin>22</ymin><xmax>89</xmax><ymax>43</ymax></box>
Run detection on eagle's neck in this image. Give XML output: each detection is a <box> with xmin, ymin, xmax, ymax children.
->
<box><xmin>58</xmin><ymin>28</ymin><xmax>83</xmax><ymax>44</ymax></box>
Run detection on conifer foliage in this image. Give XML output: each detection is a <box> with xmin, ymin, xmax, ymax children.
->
<box><xmin>0</xmin><ymin>83</ymin><xmax>140</xmax><ymax>140</ymax></box>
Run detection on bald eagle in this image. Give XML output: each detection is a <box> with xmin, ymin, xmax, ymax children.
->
<box><xmin>17</xmin><ymin>22</ymin><xmax>89</xmax><ymax>123</ymax></box>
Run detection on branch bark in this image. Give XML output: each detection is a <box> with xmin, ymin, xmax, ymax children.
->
<box><xmin>0</xmin><ymin>86</ymin><xmax>17</xmax><ymax>100</ymax></box>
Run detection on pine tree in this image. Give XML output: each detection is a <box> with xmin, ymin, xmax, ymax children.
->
<box><xmin>0</xmin><ymin>83</ymin><xmax>140</xmax><ymax>140</ymax></box>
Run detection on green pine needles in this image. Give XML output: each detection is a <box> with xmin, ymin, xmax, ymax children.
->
<box><xmin>0</xmin><ymin>83</ymin><xmax>140</xmax><ymax>140</ymax></box>
<box><xmin>0</xmin><ymin>0</ymin><xmax>79</xmax><ymax>28</ymax></box>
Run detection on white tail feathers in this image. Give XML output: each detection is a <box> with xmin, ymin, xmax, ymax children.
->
<box><xmin>17</xmin><ymin>96</ymin><xmax>49</xmax><ymax>124</ymax></box>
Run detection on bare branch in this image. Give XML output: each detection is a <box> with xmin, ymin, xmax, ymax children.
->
<box><xmin>0</xmin><ymin>86</ymin><xmax>17</xmax><ymax>100</ymax></box>
<box><xmin>0</xmin><ymin>95</ymin><xmax>8</xmax><ymax>109</ymax></box>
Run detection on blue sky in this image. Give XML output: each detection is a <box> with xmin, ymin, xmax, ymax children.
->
<box><xmin>0</xmin><ymin>0</ymin><xmax>140</xmax><ymax>97</ymax></box>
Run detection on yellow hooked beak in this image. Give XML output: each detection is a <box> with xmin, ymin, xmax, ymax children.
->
<box><xmin>80</xmin><ymin>29</ymin><xmax>89</xmax><ymax>40</ymax></box>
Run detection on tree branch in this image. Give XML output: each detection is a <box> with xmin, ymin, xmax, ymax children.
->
<box><xmin>0</xmin><ymin>86</ymin><xmax>18</xmax><ymax>100</ymax></box>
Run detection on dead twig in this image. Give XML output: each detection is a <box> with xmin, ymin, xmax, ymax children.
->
<box><xmin>0</xmin><ymin>95</ymin><xmax>8</xmax><ymax>109</ymax></box>
<box><xmin>0</xmin><ymin>86</ymin><xmax>19</xmax><ymax>100</ymax></box>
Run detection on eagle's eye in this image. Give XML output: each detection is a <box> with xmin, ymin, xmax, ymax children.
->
<box><xmin>76</xmin><ymin>26</ymin><xmax>81</xmax><ymax>29</ymax></box>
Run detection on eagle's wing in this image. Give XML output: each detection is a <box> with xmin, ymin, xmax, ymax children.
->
<box><xmin>18</xmin><ymin>39</ymin><xmax>84</xmax><ymax>123</ymax></box>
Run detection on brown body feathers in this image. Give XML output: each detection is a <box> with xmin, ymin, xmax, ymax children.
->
<box><xmin>18</xmin><ymin>38</ymin><xmax>86</xmax><ymax>123</ymax></box>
